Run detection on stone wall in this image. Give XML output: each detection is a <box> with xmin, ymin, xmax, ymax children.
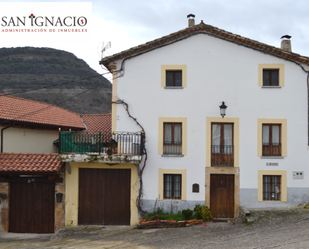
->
<box><xmin>55</xmin><ymin>170</ymin><xmax>65</xmax><ymax>231</ymax></box>
<box><xmin>0</xmin><ymin>182</ymin><xmax>9</xmax><ymax>232</ymax></box>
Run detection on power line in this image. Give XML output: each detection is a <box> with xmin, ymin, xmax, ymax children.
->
<box><xmin>0</xmin><ymin>71</ymin><xmax>112</xmax><ymax>96</ymax></box>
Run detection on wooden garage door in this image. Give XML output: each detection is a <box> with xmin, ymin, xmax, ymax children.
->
<box><xmin>210</xmin><ymin>174</ymin><xmax>234</xmax><ymax>218</ymax></box>
<box><xmin>78</xmin><ymin>168</ymin><xmax>131</xmax><ymax>225</ymax></box>
<box><xmin>9</xmin><ymin>180</ymin><xmax>55</xmax><ymax>233</ymax></box>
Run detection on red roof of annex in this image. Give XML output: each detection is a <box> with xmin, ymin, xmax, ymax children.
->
<box><xmin>80</xmin><ymin>114</ymin><xmax>111</xmax><ymax>133</ymax></box>
<box><xmin>0</xmin><ymin>153</ymin><xmax>63</xmax><ymax>174</ymax></box>
<box><xmin>0</xmin><ymin>95</ymin><xmax>85</xmax><ymax>129</ymax></box>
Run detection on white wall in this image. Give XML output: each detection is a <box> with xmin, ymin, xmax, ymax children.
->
<box><xmin>113</xmin><ymin>34</ymin><xmax>309</xmax><ymax>203</ymax></box>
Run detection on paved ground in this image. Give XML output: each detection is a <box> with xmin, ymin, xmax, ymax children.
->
<box><xmin>1</xmin><ymin>208</ymin><xmax>309</xmax><ymax>248</ymax></box>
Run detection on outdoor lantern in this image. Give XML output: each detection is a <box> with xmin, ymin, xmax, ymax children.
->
<box><xmin>219</xmin><ymin>101</ymin><xmax>228</xmax><ymax>118</ymax></box>
<box><xmin>56</xmin><ymin>193</ymin><xmax>63</xmax><ymax>203</ymax></box>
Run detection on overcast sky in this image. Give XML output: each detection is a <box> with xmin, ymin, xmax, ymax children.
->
<box><xmin>1</xmin><ymin>0</ymin><xmax>309</xmax><ymax>82</ymax></box>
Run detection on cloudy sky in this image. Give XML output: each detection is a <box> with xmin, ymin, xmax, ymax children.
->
<box><xmin>1</xmin><ymin>0</ymin><xmax>308</xmax><ymax>82</ymax></box>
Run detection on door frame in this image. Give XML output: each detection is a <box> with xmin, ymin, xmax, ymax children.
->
<box><xmin>65</xmin><ymin>162</ymin><xmax>139</xmax><ymax>226</ymax></box>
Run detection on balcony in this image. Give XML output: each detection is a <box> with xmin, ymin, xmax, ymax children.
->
<box><xmin>262</xmin><ymin>143</ymin><xmax>281</xmax><ymax>156</ymax></box>
<box><xmin>163</xmin><ymin>142</ymin><xmax>182</xmax><ymax>155</ymax></box>
<box><xmin>211</xmin><ymin>145</ymin><xmax>234</xmax><ymax>167</ymax></box>
<box><xmin>58</xmin><ymin>131</ymin><xmax>144</xmax><ymax>164</ymax></box>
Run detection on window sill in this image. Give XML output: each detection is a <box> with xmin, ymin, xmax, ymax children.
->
<box><xmin>161</xmin><ymin>154</ymin><xmax>184</xmax><ymax>157</ymax></box>
<box><xmin>164</xmin><ymin>86</ymin><xmax>184</xmax><ymax>89</ymax></box>
<box><xmin>163</xmin><ymin>199</ymin><xmax>183</xmax><ymax>200</ymax></box>
<box><xmin>260</xmin><ymin>156</ymin><xmax>284</xmax><ymax>159</ymax></box>
<box><xmin>261</xmin><ymin>200</ymin><xmax>282</xmax><ymax>202</ymax></box>
<box><xmin>261</xmin><ymin>86</ymin><xmax>282</xmax><ymax>88</ymax></box>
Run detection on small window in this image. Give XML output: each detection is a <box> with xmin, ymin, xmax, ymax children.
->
<box><xmin>262</xmin><ymin>124</ymin><xmax>281</xmax><ymax>156</ymax></box>
<box><xmin>166</xmin><ymin>71</ymin><xmax>182</xmax><ymax>86</ymax></box>
<box><xmin>164</xmin><ymin>174</ymin><xmax>181</xmax><ymax>199</ymax></box>
<box><xmin>163</xmin><ymin>123</ymin><xmax>182</xmax><ymax>155</ymax></box>
<box><xmin>263</xmin><ymin>175</ymin><xmax>281</xmax><ymax>201</ymax></box>
<box><xmin>192</xmin><ymin>183</ymin><xmax>199</xmax><ymax>193</ymax></box>
<box><xmin>263</xmin><ymin>69</ymin><xmax>279</xmax><ymax>86</ymax></box>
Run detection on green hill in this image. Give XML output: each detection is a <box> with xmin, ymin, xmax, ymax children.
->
<box><xmin>0</xmin><ymin>47</ymin><xmax>112</xmax><ymax>114</ymax></box>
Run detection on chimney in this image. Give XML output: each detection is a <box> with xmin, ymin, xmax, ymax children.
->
<box><xmin>187</xmin><ymin>14</ymin><xmax>195</xmax><ymax>27</ymax></box>
<box><xmin>281</xmin><ymin>40</ymin><xmax>292</xmax><ymax>52</ymax></box>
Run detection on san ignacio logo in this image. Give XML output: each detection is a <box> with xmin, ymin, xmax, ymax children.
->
<box><xmin>1</xmin><ymin>14</ymin><xmax>87</xmax><ymax>27</ymax></box>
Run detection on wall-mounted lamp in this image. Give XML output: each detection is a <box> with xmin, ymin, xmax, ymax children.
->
<box><xmin>56</xmin><ymin>193</ymin><xmax>63</xmax><ymax>203</ymax></box>
<box><xmin>219</xmin><ymin>101</ymin><xmax>228</xmax><ymax>118</ymax></box>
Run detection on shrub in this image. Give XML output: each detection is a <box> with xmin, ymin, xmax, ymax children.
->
<box><xmin>182</xmin><ymin>209</ymin><xmax>193</xmax><ymax>220</ymax></box>
<box><xmin>194</xmin><ymin>205</ymin><xmax>203</xmax><ymax>219</ymax></box>
<box><xmin>194</xmin><ymin>205</ymin><xmax>212</xmax><ymax>221</ymax></box>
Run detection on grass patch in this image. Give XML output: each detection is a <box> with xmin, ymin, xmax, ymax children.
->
<box><xmin>243</xmin><ymin>220</ymin><xmax>255</xmax><ymax>226</ymax></box>
<box><xmin>143</xmin><ymin>209</ymin><xmax>196</xmax><ymax>222</ymax></box>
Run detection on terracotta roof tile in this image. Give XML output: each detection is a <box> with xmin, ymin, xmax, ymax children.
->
<box><xmin>80</xmin><ymin>114</ymin><xmax>111</xmax><ymax>133</ymax></box>
<box><xmin>0</xmin><ymin>95</ymin><xmax>85</xmax><ymax>129</ymax></box>
<box><xmin>101</xmin><ymin>22</ymin><xmax>309</xmax><ymax>68</ymax></box>
<box><xmin>0</xmin><ymin>153</ymin><xmax>63</xmax><ymax>174</ymax></box>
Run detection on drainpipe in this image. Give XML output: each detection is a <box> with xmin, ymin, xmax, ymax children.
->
<box><xmin>1</xmin><ymin>124</ymin><xmax>14</xmax><ymax>153</ymax></box>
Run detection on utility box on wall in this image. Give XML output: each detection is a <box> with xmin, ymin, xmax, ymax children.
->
<box><xmin>293</xmin><ymin>171</ymin><xmax>304</xmax><ymax>179</ymax></box>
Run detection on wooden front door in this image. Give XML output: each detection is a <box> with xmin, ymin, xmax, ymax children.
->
<box><xmin>9</xmin><ymin>180</ymin><xmax>55</xmax><ymax>233</ymax></box>
<box><xmin>78</xmin><ymin>168</ymin><xmax>131</xmax><ymax>225</ymax></box>
<box><xmin>210</xmin><ymin>174</ymin><xmax>234</xmax><ymax>218</ymax></box>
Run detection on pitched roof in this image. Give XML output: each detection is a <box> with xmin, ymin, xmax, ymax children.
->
<box><xmin>0</xmin><ymin>153</ymin><xmax>63</xmax><ymax>174</ymax></box>
<box><xmin>80</xmin><ymin>114</ymin><xmax>112</xmax><ymax>133</ymax></box>
<box><xmin>101</xmin><ymin>21</ymin><xmax>309</xmax><ymax>68</ymax></box>
<box><xmin>0</xmin><ymin>95</ymin><xmax>85</xmax><ymax>129</ymax></box>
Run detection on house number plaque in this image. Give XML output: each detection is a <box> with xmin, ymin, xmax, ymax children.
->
<box><xmin>266</xmin><ymin>162</ymin><xmax>278</xmax><ymax>166</ymax></box>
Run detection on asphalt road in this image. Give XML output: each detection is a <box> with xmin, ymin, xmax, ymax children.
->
<box><xmin>1</xmin><ymin>209</ymin><xmax>309</xmax><ymax>249</ymax></box>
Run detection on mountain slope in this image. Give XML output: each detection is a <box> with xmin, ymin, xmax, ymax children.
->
<box><xmin>0</xmin><ymin>47</ymin><xmax>112</xmax><ymax>114</ymax></box>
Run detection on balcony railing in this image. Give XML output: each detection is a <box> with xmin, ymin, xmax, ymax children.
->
<box><xmin>262</xmin><ymin>143</ymin><xmax>281</xmax><ymax>156</ymax></box>
<box><xmin>211</xmin><ymin>145</ymin><xmax>234</xmax><ymax>167</ymax></box>
<box><xmin>163</xmin><ymin>142</ymin><xmax>182</xmax><ymax>155</ymax></box>
<box><xmin>59</xmin><ymin>131</ymin><xmax>144</xmax><ymax>155</ymax></box>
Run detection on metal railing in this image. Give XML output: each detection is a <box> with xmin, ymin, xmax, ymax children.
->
<box><xmin>163</xmin><ymin>142</ymin><xmax>182</xmax><ymax>155</ymax></box>
<box><xmin>59</xmin><ymin>131</ymin><xmax>144</xmax><ymax>155</ymax></box>
<box><xmin>211</xmin><ymin>145</ymin><xmax>234</xmax><ymax>167</ymax></box>
<box><xmin>262</xmin><ymin>143</ymin><xmax>281</xmax><ymax>156</ymax></box>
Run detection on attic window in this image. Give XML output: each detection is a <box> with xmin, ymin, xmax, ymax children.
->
<box><xmin>263</xmin><ymin>69</ymin><xmax>279</xmax><ymax>86</ymax></box>
<box><xmin>166</xmin><ymin>71</ymin><xmax>182</xmax><ymax>87</ymax></box>
<box><xmin>258</xmin><ymin>64</ymin><xmax>284</xmax><ymax>87</ymax></box>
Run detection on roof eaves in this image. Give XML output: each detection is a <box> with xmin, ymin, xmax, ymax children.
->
<box><xmin>100</xmin><ymin>22</ymin><xmax>309</xmax><ymax>67</ymax></box>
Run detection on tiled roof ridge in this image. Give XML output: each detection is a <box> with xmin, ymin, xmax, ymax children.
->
<box><xmin>81</xmin><ymin>113</ymin><xmax>111</xmax><ymax>116</ymax></box>
<box><xmin>101</xmin><ymin>21</ymin><xmax>309</xmax><ymax>66</ymax></box>
<box><xmin>0</xmin><ymin>153</ymin><xmax>59</xmax><ymax>156</ymax></box>
<box><xmin>0</xmin><ymin>94</ymin><xmax>82</xmax><ymax>117</ymax></box>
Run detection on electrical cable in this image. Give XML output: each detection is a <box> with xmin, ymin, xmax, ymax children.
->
<box><xmin>0</xmin><ymin>71</ymin><xmax>111</xmax><ymax>96</ymax></box>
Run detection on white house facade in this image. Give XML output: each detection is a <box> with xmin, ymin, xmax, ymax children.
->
<box><xmin>101</xmin><ymin>18</ymin><xmax>309</xmax><ymax>218</ymax></box>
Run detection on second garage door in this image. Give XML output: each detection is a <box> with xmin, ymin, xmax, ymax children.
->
<box><xmin>78</xmin><ymin>168</ymin><xmax>131</xmax><ymax>225</ymax></box>
<box><xmin>9</xmin><ymin>180</ymin><xmax>55</xmax><ymax>233</ymax></box>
